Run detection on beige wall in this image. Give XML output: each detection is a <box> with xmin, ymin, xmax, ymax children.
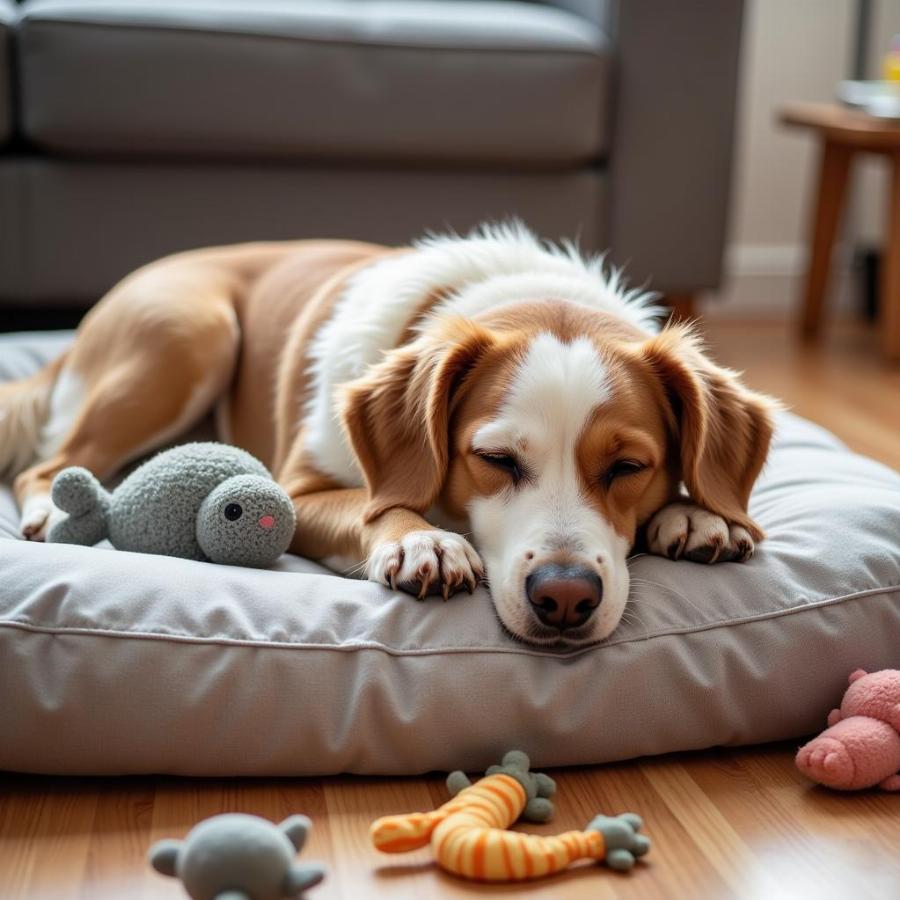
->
<box><xmin>706</xmin><ymin>0</ymin><xmax>900</xmax><ymax>316</ymax></box>
<box><xmin>857</xmin><ymin>0</ymin><xmax>900</xmax><ymax>242</ymax></box>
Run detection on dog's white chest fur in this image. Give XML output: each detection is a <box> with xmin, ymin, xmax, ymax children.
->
<box><xmin>301</xmin><ymin>224</ymin><xmax>661</xmax><ymax>487</ymax></box>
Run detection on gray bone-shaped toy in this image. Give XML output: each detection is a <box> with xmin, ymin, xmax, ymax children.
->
<box><xmin>149</xmin><ymin>813</ymin><xmax>325</xmax><ymax>900</ymax></box>
<box><xmin>47</xmin><ymin>442</ymin><xmax>295</xmax><ymax>567</ymax></box>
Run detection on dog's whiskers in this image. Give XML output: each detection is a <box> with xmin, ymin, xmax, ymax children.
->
<box><xmin>343</xmin><ymin>558</ymin><xmax>370</xmax><ymax>578</ymax></box>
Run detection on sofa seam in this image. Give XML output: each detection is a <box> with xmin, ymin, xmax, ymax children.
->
<box><xmin>19</xmin><ymin>16</ymin><xmax>610</xmax><ymax>57</ymax></box>
<box><xmin>1</xmin><ymin>582</ymin><xmax>897</xmax><ymax>659</ymax></box>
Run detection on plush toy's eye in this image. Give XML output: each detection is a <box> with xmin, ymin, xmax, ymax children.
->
<box><xmin>224</xmin><ymin>503</ymin><xmax>243</xmax><ymax>521</ymax></box>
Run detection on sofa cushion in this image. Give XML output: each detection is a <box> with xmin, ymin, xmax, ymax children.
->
<box><xmin>16</xmin><ymin>0</ymin><xmax>610</xmax><ymax>165</ymax></box>
<box><xmin>0</xmin><ymin>157</ymin><xmax>607</xmax><ymax>306</ymax></box>
<box><xmin>0</xmin><ymin>0</ymin><xmax>14</xmax><ymax>145</ymax></box>
<box><xmin>1</xmin><ymin>331</ymin><xmax>899</xmax><ymax>776</ymax></box>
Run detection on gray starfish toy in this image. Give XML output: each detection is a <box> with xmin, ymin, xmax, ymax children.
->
<box><xmin>46</xmin><ymin>442</ymin><xmax>295</xmax><ymax>567</ymax></box>
<box><xmin>149</xmin><ymin>813</ymin><xmax>325</xmax><ymax>900</ymax></box>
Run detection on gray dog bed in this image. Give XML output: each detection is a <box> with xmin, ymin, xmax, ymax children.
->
<box><xmin>1</xmin><ymin>331</ymin><xmax>898</xmax><ymax>776</ymax></box>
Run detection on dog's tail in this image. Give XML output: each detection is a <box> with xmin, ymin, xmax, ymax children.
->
<box><xmin>0</xmin><ymin>354</ymin><xmax>66</xmax><ymax>478</ymax></box>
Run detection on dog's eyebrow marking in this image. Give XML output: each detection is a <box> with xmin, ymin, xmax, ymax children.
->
<box><xmin>471</xmin><ymin>430</ymin><xmax>527</xmax><ymax>454</ymax></box>
<box><xmin>473</xmin><ymin>334</ymin><xmax>610</xmax><ymax>452</ymax></box>
<box><xmin>510</xmin><ymin>333</ymin><xmax>610</xmax><ymax>435</ymax></box>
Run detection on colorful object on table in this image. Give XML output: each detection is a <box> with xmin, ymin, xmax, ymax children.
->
<box><xmin>47</xmin><ymin>442</ymin><xmax>295</xmax><ymax>567</ymax></box>
<box><xmin>149</xmin><ymin>813</ymin><xmax>325</xmax><ymax>900</ymax></box>
<box><xmin>370</xmin><ymin>750</ymin><xmax>650</xmax><ymax>882</ymax></box>
<box><xmin>884</xmin><ymin>35</ymin><xmax>900</xmax><ymax>82</ymax></box>
<box><xmin>796</xmin><ymin>668</ymin><xmax>900</xmax><ymax>791</ymax></box>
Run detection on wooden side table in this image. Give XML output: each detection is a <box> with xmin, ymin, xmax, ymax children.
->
<box><xmin>779</xmin><ymin>101</ymin><xmax>900</xmax><ymax>361</ymax></box>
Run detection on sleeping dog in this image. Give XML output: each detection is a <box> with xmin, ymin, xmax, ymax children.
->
<box><xmin>0</xmin><ymin>223</ymin><xmax>776</xmax><ymax>647</ymax></box>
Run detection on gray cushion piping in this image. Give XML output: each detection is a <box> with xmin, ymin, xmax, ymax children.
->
<box><xmin>20</xmin><ymin>17</ymin><xmax>609</xmax><ymax>56</ymax></box>
<box><xmin>2</xmin><ymin>581</ymin><xmax>897</xmax><ymax>658</ymax></box>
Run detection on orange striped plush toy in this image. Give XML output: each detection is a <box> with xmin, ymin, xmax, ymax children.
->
<box><xmin>370</xmin><ymin>751</ymin><xmax>650</xmax><ymax>882</ymax></box>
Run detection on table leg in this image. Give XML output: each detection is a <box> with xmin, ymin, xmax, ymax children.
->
<box><xmin>665</xmin><ymin>293</ymin><xmax>695</xmax><ymax>322</ymax></box>
<box><xmin>883</xmin><ymin>152</ymin><xmax>900</xmax><ymax>362</ymax></box>
<box><xmin>799</xmin><ymin>140</ymin><xmax>852</xmax><ymax>339</ymax></box>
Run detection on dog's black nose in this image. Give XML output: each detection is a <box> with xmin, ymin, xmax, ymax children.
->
<box><xmin>525</xmin><ymin>564</ymin><xmax>603</xmax><ymax>630</ymax></box>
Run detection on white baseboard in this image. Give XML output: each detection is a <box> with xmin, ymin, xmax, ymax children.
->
<box><xmin>702</xmin><ymin>242</ymin><xmax>856</xmax><ymax>318</ymax></box>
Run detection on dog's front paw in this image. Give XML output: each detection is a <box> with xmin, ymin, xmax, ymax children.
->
<box><xmin>19</xmin><ymin>494</ymin><xmax>64</xmax><ymax>541</ymax></box>
<box><xmin>367</xmin><ymin>530</ymin><xmax>484</xmax><ymax>599</ymax></box>
<box><xmin>646</xmin><ymin>501</ymin><xmax>754</xmax><ymax>563</ymax></box>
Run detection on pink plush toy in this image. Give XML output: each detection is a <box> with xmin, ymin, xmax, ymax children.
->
<box><xmin>796</xmin><ymin>669</ymin><xmax>900</xmax><ymax>791</ymax></box>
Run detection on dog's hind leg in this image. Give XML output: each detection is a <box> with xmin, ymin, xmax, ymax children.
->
<box><xmin>0</xmin><ymin>353</ymin><xmax>68</xmax><ymax>480</ymax></box>
<box><xmin>13</xmin><ymin>270</ymin><xmax>240</xmax><ymax>540</ymax></box>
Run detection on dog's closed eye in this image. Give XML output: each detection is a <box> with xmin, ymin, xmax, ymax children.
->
<box><xmin>476</xmin><ymin>451</ymin><xmax>528</xmax><ymax>486</ymax></box>
<box><xmin>602</xmin><ymin>459</ymin><xmax>647</xmax><ymax>487</ymax></box>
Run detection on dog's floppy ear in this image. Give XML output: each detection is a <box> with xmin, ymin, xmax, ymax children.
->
<box><xmin>640</xmin><ymin>324</ymin><xmax>777</xmax><ymax>541</ymax></box>
<box><xmin>341</xmin><ymin>318</ymin><xmax>495</xmax><ymax>524</ymax></box>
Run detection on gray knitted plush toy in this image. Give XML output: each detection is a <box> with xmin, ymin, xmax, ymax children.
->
<box><xmin>149</xmin><ymin>813</ymin><xmax>325</xmax><ymax>900</ymax></box>
<box><xmin>46</xmin><ymin>443</ymin><xmax>295</xmax><ymax>567</ymax></box>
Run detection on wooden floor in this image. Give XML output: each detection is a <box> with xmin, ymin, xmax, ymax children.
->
<box><xmin>2</xmin><ymin>318</ymin><xmax>899</xmax><ymax>900</ymax></box>
<box><xmin>703</xmin><ymin>317</ymin><xmax>900</xmax><ymax>471</ymax></box>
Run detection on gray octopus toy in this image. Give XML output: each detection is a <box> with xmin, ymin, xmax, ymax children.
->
<box><xmin>46</xmin><ymin>442</ymin><xmax>295</xmax><ymax>567</ymax></box>
<box><xmin>149</xmin><ymin>813</ymin><xmax>325</xmax><ymax>900</ymax></box>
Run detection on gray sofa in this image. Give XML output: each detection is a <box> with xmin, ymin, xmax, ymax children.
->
<box><xmin>0</xmin><ymin>0</ymin><xmax>743</xmax><ymax>313</ymax></box>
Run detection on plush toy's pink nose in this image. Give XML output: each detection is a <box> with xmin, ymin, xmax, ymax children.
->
<box><xmin>258</xmin><ymin>515</ymin><xmax>276</xmax><ymax>530</ymax></box>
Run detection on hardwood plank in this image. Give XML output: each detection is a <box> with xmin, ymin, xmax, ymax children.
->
<box><xmin>700</xmin><ymin>318</ymin><xmax>900</xmax><ymax>470</ymax></box>
<box><xmin>7</xmin><ymin>747</ymin><xmax>897</xmax><ymax>900</ymax></box>
<box><xmin>561</xmin><ymin>762</ymin><xmax>732</xmax><ymax>900</ymax></box>
<box><xmin>324</xmin><ymin>777</ymin><xmax>439</xmax><ymax>900</ymax></box>
<box><xmin>740</xmin><ymin>747</ymin><xmax>900</xmax><ymax>866</ymax></box>
<box><xmin>643</xmin><ymin>761</ymin><xmax>768</xmax><ymax>896</ymax></box>
<box><xmin>80</xmin><ymin>780</ymin><xmax>155</xmax><ymax>900</ymax></box>
<box><xmin>683</xmin><ymin>748</ymin><xmax>878</xmax><ymax>900</ymax></box>
<box><xmin>0</xmin><ymin>784</ymin><xmax>45</xmax><ymax>898</ymax></box>
<box><xmin>3</xmin><ymin>750</ymin><xmax>899</xmax><ymax>899</ymax></box>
